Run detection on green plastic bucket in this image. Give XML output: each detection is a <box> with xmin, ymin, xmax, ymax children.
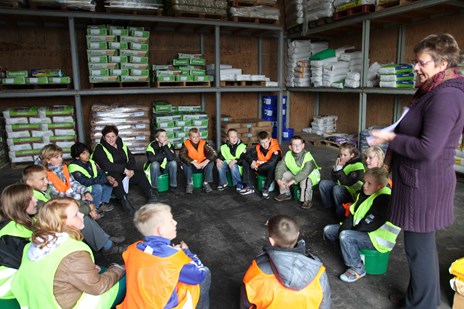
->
<box><xmin>226</xmin><ymin>171</ymin><xmax>234</xmax><ymax>187</ymax></box>
<box><xmin>0</xmin><ymin>298</ymin><xmax>20</xmax><ymax>309</ymax></box>
<box><xmin>256</xmin><ymin>175</ymin><xmax>275</xmax><ymax>192</ymax></box>
<box><xmin>192</xmin><ymin>173</ymin><xmax>204</xmax><ymax>189</ymax></box>
<box><xmin>291</xmin><ymin>184</ymin><xmax>300</xmax><ymax>201</ymax></box>
<box><xmin>158</xmin><ymin>174</ymin><xmax>169</xmax><ymax>193</ymax></box>
<box><xmin>360</xmin><ymin>249</ymin><xmax>390</xmax><ymax>275</ymax></box>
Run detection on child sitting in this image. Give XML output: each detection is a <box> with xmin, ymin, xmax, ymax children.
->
<box><xmin>319</xmin><ymin>142</ymin><xmax>365</xmax><ymax>220</ymax></box>
<box><xmin>274</xmin><ymin>135</ymin><xmax>321</xmax><ymax>209</ymax></box>
<box><xmin>240</xmin><ymin>131</ymin><xmax>282</xmax><ymax>199</ymax></box>
<box><xmin>144</xmin><ymin>128</ymin><xmax>178</xmax><ymax>193</ymax></box>
<box><xmin>241</xmin><ymin>214</ymin><xmax>330</xmax><ymax>308</ymax></box>
<box><xmin>179</xmin><ymin>127</ymin><xmax>217</xmax><ymax>194</ymax></box>
<box><xmin>216</xmin><ymin>128</ymin><xmax>247</xmax><ymax>191</ymax></box>
<box><xmin>118</xmin><ymin>203</ymin><xmax>211</xmax><ymax>309</ymax></box>
<box><xmin>69</xmin><ymin>142</ymin><xmax>117</xmax><ymax>214</ymax></box>
<box><xmin>323</xmin><ymin>167</ymin><xmax>401</xmax><ymax>283</ymax></box>
<box><xmin>364</xmin><ymin>146</ymin><xmax>385</xmax><ymax>169</ymax></box>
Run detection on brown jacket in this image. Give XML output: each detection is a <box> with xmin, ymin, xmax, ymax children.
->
<box><xmin>53</xmin><ymin>251</ymin><xmax>125</xmax><ymax>309</ymax></box>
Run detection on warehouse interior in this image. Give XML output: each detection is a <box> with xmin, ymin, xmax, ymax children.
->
<box><xmin>1</xmin><ymin>0</ymin><xmax>464</xmax><ymax>308</ymax></box>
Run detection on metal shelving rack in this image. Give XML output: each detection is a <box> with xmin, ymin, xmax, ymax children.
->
<box><xmin>286</xmin><ymin>0</ymin><xmax>464</xmax><ymax>133</ymax></box>
<box><xmin>0</xmin><ymin>8</ymin><xmax>285</xmax><ymax>147</ymax></box>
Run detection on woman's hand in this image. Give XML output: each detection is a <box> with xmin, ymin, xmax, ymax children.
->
<box><xmin>368</xmin><ymin>130</ymin><xmax>396</xmax><ymax>146</ymax></box>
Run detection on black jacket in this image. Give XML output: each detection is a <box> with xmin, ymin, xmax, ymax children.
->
<box><xmin>92</xmin><ymin>136</ymin><xmax>137</xmax><ymax>174</ymax></box>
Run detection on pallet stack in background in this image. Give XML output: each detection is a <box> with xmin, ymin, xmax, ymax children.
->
<box><xmin>3</xmin><ymin>106</ymin><xmax>76</xmax><ymax>164</ymax></box>
<box><xmin>220</xmin><ymin>116</ymin><xmax>273</xmax><ymax>145</ymax></box>
<box><xmin>165</xmin><ymin>0</ymin><xmax>228</xmax><ymax>18</ymax></box>
<box><xmin>229</xmin><ymin>0</ymin><xmax>280</xmax><ymax>23</ymax></box>
<box><xmin>153</xmin><ymin>53</ymin><xmax>211</xmax><ymax>84</ymax></box>
<box><xmin>87</xmin><ymin>25</ymin><xmax>150</xmax><ymax>84</ymax></box>
<box><xmin>90</xmin><ymin>105</ymin><xmax>151</xmax><ymax>154</ymax></box>
<box><xmin>1</xmin><ymin>69</ymin><xmax>71</xmax><ymax>87</ymax></box>
<box><xmin>152</xmin><ymin>101</ymin><xmax>208</xmax><ymax>149</ymax></box>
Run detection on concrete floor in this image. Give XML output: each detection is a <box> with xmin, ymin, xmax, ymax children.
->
<box><xmin>1</xmin><ymin>140</ymin><xmax>463</xmax><ymax>308</ymax></box>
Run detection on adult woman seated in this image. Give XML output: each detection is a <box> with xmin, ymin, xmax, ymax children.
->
<box><xmin>92</xmin><ymin>125</ymin><xmax>158</xmax><ymax>213</ymax></box>
<box><xmin>0</xmin><ymin>184</ymin><xmax>36</xmax><ymax>307</ymax></box>
<box><xmin>11</xmin><ymin>197</ymin><xmax>126</xmax><ymax>309</ymax></box>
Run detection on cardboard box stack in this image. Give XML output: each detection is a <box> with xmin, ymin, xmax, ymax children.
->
<box><xmin>90</xmin><ymin>105</ymin><xmax>151</xmax><ymax>155</ymax></box>
<box><xmin>2</xmin><ymin>69</ymin><xmax>71</xmax><ymax>86</ymax></box>
<box><xmin>3</xmin><ymin>106</ymin><xmax>76</xmax><ymax>163</ymax></box>
<box><xmin>221</xmin><ymin>117</ymin><xmax>274</xmax><ymax>145</ymax></box>
<box><xmin>153</xmin><ymin>53</ymin><xmax>210</xmax><ymax>83</ymax></box>
<box><xmin>152</xmin><ymin>101</ymin><xmax>207</xmax><ymax>149</ymax></box>
<box><xmin>87</xmin><ymin>25</ymin><xmax>150</xmax><ymax>84</ymax></box>
<box><xmin>379</xmin><ymin>64</ymin><xmax>415</xmax><ymax>88</ymax></box>
<box><xmin>303</xmin><ymin>115</ymin><xmax>338</xmax><ymax>136</ymax></box>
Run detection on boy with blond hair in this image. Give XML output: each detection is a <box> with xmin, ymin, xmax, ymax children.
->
<box><xmin>179</xmin><ymin>128</ymin><xmax>217</xmax><ymax>194</ymax></box>
<box><xmin>241</xmin><ymin>214</ymin><xmax>330</xmax><ymax>308</ymax></box>
<box><xmin>216</xmin><ymin>128</ymin><xmax>247</xmax><ymax>191</ymax></box>
<box><xmin>118</xmin><ymin>203</ymin><xmax>211</xmax><ymax>309</ymax></box>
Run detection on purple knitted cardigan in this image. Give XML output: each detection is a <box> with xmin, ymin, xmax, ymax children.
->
<box><xmin>388</xmin><ymin>77</ymin><xmax>464</xmax><ymax>232</ymax></box>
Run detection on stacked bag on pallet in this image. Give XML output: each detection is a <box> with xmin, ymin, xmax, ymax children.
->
<box><xmin>165</xmin><ymin>0</ymin><xmax>228</xmax><ymax>17</ymax></box>
<box><xmin>286</xmin><ymin>40</ymin><xmax>328</xmax><ymax>87</ymax></box>
<box><xmin>153</xmin><ymin>101</ymin><xmax>207</xmax><ymax>149</ymax></box>
<box><xmin>29</xmin><ymin>0</ymin><xmax>96</xmax><ymax>11</ymax></box>
<box><xmin>342</xmin><ymin>50</ymin><xmax>362</xmax><ymax>88</ymax></box>
<box><xmin>379</xmin><ymin>64</ymin><xmax>415</xmax><ymax>88</ymax></box>
<box><xmin>3</xmin><ymin>106</ymin><xmax>76</xmax><ymax>163</ymax></box>
<box><xmin>303</xmin><ymin>115</ymin><xmax>338</xmax><ymax>136</ymax></box>
<box><xmin>2</xmin><ymin>69</ymin><xmax>71</xmax><ymax>86</ymax></box>
<box><xmin>153</xmin><ymin>53</ymin><xmax>210</xmax><ymax>83</ymax></box>
<box><xmin>306</xmin><ymin>0</ymin><xmax>334</xmax><ymax>23</ymax></box>
<box><xmin>90</xmin><ymin>105</ymin><xmax>151</xmax><ymax>154</ymax></box>
<box><xmin>87</xmin><ymin>25</ymin><xmax>150</xmax><ymax>84</ymax></box>
<box><xmin>285</xmin><ymin>0</ymin><xmax>306</xmax><ymax>30</ymax></box>
<box><xmin>229</xmin><ymin>0</ymin><xmax>280</xmax><ymax>22</ymax></box>
<box><xmin>205</xmin><ymin>64</ymin><xmax>269</xmax><ymax>84</ymax></box>
<box><xmin>310</xmin><ymin>46</ymin><xmax>355</xmax><ymax>88</ymax></box>
<box><xmin>104</xmin><ymin>0</ymin><xmax>164</xmax><ymax>11</ymax></box>
<box><xmin>0</xmin><ymin>114</ymin><xmax>8</xmax><ymax>167</ymax></box>
<box><xmin>221</xmin><ymin>117</ymin><xmax>273</xmax><ymax>145</ymax></box>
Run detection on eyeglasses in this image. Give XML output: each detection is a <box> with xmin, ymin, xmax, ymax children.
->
<box><xmin>412</xmin><ymin>59</ymin><xmax>434</xmax><ymax>67</ymax></box>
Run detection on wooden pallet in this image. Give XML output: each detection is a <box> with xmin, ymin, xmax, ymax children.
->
<box><xmin>308</xmin><ymin>17</ymin><xmax>332</xmax><ymax>28</ymax></box>
<box><xmin>155</xmin><ymin>81</ymin><xmax>211</xmax><ymax>88</ymax></box>
<box><xmin>90</xmin><ymin>81</ymin><xmax>151</xmax><ymax>88</ymax></box>
<box><xmin>220</xmin><ymin>80</ymin><xmax>266</xmax><ymax>87</ymax></box>
<box><xmin>376</xmin><ymin>0</ymin><xmax>419</xmax><ymax>11</ymax></box>
<box><xmin>172</xmin><ymin>10</ymin><xmax>227</xmax><ymax>20</ymax></box>
<box><xmin>334</xmin><ymin>4</ymin><xmax>375</xmax><ymax>21</ymax></box>
<box><xmin>231</xmin><ymin>15</ymin><xmax>279</xmax><ymax>24</ymax></box>
<box><xmin>313</xmin><ymin>139</ymin><xmax>341</xmax><ymax>149</ymax></box>
<box><xmin>231</xmin><ymin>0</ymin><xmax>278</xmax><ymax>8</ymax></box>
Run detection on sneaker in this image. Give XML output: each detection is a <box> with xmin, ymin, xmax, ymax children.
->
<box><xmin>236</xmin><ymin>183</ymin><xmax>243</xmax><ymax>192</ymax></box>
<box><xmin>339</xmin><ymin>268</ymin><xmax>366</xmax><ymax>283</ymax></box>
<box><xmin>274</xmin><ymin>193</ymin><xmax>291</xmax><ymax>202</ymax></box>
<box><xmin>217</xmin><ymin>183</ymin><xmax>228</xmax><ymax>191</ymax></box>
<box><xmin>102</xmin><ymin>244</ymin><xmax>127</xmax><ymax>255</ymax></box>
<box><xmin>170</xmin><ymin>186</ymin><xmax>178</xmax><ymax>193</ymax></box>
<box><xmin>186</xmin><ymin>183</ymin><xmax>193</xmax><ymax>194</ymax></box>
<box><xmin>203</xmin><ymin>182</ymin><xmax>213</xmax><ymax>193</ymax></box>
<box><xmin>240</xmin><ymin>187</ymin><xmax>255</xmax><ymax>195</ymax></box>
<box><xmin>301</xmin><ymin>201</ymin><xmax>313</xmax><ymax>209</ymax></box>
<box><xmin>99</xmin><ymin>203</ymin><xmax>114</xmax><ymax>212</ymax></box>
<box><xmin>262</xmin><ymin>189</ymin><xmax>269</xmax><ymax>199</ymax></box>
<box><xmin>109</xmin><ymin>235</ymin><xmax>125</xmax><ymax>244</ymax></box>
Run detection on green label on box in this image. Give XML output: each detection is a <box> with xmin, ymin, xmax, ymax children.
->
<box><xmin>48</xmin><ymin>77</ymin><xmax>71</xmax><ymax>84</ymax></box>
<box><xmin>130</xmin><ymin>30</ymin><xmax>149</xmax><ymax>38</ymax></box>
<box><xmin>189</xmin><ymin>58</ymin><xmax>206</xmax><ymax>65</ymax></box>
<box><xmin>26</xmin><ymin>77</ymin><xmax>48</xmax><ymax>84</ymax></box>
<box><xmin>86</xmin><ymin>35</ymin><xmax>116</xmax><ymax>42</ymax></box>
<box><xmin>110</xmin><ymin>69</ymin><xmax>129</xmax><ymax>76</ymax></box>
<box><xmin>88</xmin><ymin>63</ymin><xmax>119</xmax><ymax>69</ymax></box>
<box><xmin>173</xmin><ymin>59</ymin><xmax>189</xmax><ymax>66</ymax></box>
<box><xmin>130</xmin><ymin>69</ymin><xmax>149</xmax><ymax>76</ymax></box>
<box><xmin>158</xmin><ymin>121</ymin><xmax>175</xmax><ymax>128</ymax></box>
<box><xmin>87</xmin><ymin>49</ymin><xmax>118</xmax><ymax>56</ymax></box>
<box><xmin>6</xmin><ymin>70</ymin><xmax>29</xmax><ymax>78</ymax></box>
<box><xmin>129</xmin><ymin>56</ymin><xmax>148</xmax><ymax>64</ymax></box>
<box><xmin>121</xmin><ymin>63</ymin><xmax>149</xmax><ymax>70</ymax></box>
<box><xmin>50</xmin><ymin>135</ymin><xmax>76</xmax><ymax>142</ymax></box>
<box><xmin>87</xmin><ymin>42</ymin><xmax>108</xmax><ymax>49</ymax></box>
<box><xmin>108</xmin><ymin>56</ymin><xmax>128</xmax><ymax>63</ymax></box>
<box><xmin>2</xmin><ymin>77</ymin><xmax>26</xmax><ymax>85</ymax></box>
<box><xmin>89</xmin><ymin>76</ymin><xmax>119</xmax><ymax>83</ymax></box>
<box><xmin>157</xmin><ymin>76</ymin><xmax>176</xmax><ymax>82</ymax></box>
<box><xmin>119</xmin><ymin>49</ymin><xmax>148</xmax><ymax>57</ymax></box>
<box><xmin>189</xmin><ymin>69</ymin><xmax>206</xmax><ymax>76</ymax></box>
<box><xmin>88</xmin><ymin>56</ymin><xmax>108</xmax><ymax>63</ymax></box>
<box><xmin>120</xmin><ymin>76</ymin><xmax>149</xmax><ymax>82</ymax></box>
<box><xmin>108</xmin><ymin>42</ymin><xmax>128</xmax><ymax>49</ymax></box>
<box><xmin>176</xmin><ymin>75</ymin><xmax>193</xmax><ymax>81</ymax></box>
<box><xmin>193</xmin><ymin>75</ymin><xmax>211</xmax><ymax>82</ymax></box>
<box><xmin>129</xmin><ymin>42</ymin><xmax>149</xmax><ymax>51</ymax></box>
<box><xmin>87</xmin><ymin>28</ymin><xmax>107</xmax><ymax>35</ymax></box>
<box><xmin>120</xmin><ymin>36</ymin><xmax>148</xmax><ymax>44</ymax></box>
<box><xmin>10</xmin><ymin>123</ymin><xmax>41</xmax><ymax>130</ymax></box>
<box><xmin>90</xmin><ymin>69</ymin><xmax>110</xmax><ymax>76</ymax></box>
<box><xmin>109</xmin><ymin>28</ymin><xmax>129</xmax><ymax>36</ymax></box>
<box><xmin>12</xmin><ymin>137</ymin><xmax>42</xmax><ymax>143</ymax></box>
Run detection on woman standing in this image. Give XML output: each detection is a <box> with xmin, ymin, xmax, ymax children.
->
<box><xmin>92</xmin><ymin>125</ymin><xmax>158</xmax><ymax>213</ymax></box>
<box><xmin>370</xmin><ymin>33</ymin><xmax>464</xmax><ymax>308</ymax></box>
<box><xmin>11</xmin><ymin>197</ymin><xmax>126</xmax><ymax>309</ymax></box>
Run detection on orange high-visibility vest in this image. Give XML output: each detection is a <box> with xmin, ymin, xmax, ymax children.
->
<box><xmin>243</xmin><ymin>260</ymin><xmax>325</xmax><ymax>309</ymax></box>
<box><xmin>184</xmin><ymin>139</ymin><xmax>206</xmax><ymax>163</ymax></box>
<box><xmin>256</xmin><ymin>139</ymin><xmax>281</xmax><ymax>166</ymax></box>
<box><xmin>46</xmin><ymin>165</ymin><xmax>71</xmax><ymax>192</ymax></box>
<box><xmin>117</xmin><ymin>242</ymin><xmax>200</xmax><ymax>309</ymax></box>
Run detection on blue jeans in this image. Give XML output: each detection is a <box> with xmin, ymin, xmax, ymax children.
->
<box><xmin>150</xmin><ymin>160</ymin><xmax>178</xmax><ymax>188</ymax></box>
<box><xmin>90</xmin><ymin>184</ymin><xmax>113</xmax><ymax>209</ymax></box>
<box><xmin>319</xmin><ymin>180</ymin><xmax>353</xmax><ymax>218</ymax></box>
<box><xmin>182</xmin><ymin>161</ymin><xmax>214</xmax><ymax>184</ymax></box>
<box><xmin>217</xmin><ymin>161</ymin><xmax>242</xmax><ymax>186</ymax></box>
<box><xmin>197</xmin><ymin>267</ymin><xmax>211</xmax><ymax>309</ymax></box>
<box><xmin>323</xmin><ymin>224</ymin><xmax>375</xmax><ymax>273</ymax></box>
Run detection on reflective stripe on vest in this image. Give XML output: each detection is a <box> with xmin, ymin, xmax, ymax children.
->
<box><xmin>92</xmin><ymin>142</ymin><xmax>129</xmax><ymax>163</ymax></box>
<box><xmin>337</xmin><ymin>162</ymin><xmax>365</xmax><ymax>199</ymax></box>
<box><xmin>243</xmin><ymin>259</ymin><xmax>325</xmax><ymax>308</ymax></box>
<box><xmin>184</xmin><ymin>140</ymin><xmax>206</xmax><ymax>163</ymax></box>
<box><xmin>117</xmin><ymin>242</ymin><xmax>199</xmax><ymax>309</ymax></box>
<box><xmin>11</xmin><ymin>238</ymin><xmax>119</xmax><ymax>309</ymax></box>
<box><xmin>0</xmin><ymin>221</ymin><xmax>32</xmax><ymax>299</ymax></box>
<box><xmin>256</xmin><ymin>139</ymin><xmax>281</xmax><ymax>166</ymax></box>
<box><xmin>46</xmin><ymin>165</ymin><xmax>71</xmax><ymax>193</ymax></box>
<box><xmin>220</xmin><ymin>143</ymin><xmax>246</xmax><ymax>174</ymax></box>
<box><xmin>284</xmin><ymin>151</ymin><xmax>321</xmax><ymax>186</ymax></box>
<box><xmin>68</xmin><ymin>160</ymin><xmax>99</xmax><ymax>193</ymax></box>
<box><xmin>144</xmin><ymin>142</ymin><xmax>171</xmax><ymax>184</ymax></box>
<box><xmin>350</xmin><ymin>187</ymin><xmax>400</xmax><ymax>253</ymax></box>
<box><xmin>33</xmin><ymin>189</ymin><xmax>50</xmax><ymax>203</ymax></box>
